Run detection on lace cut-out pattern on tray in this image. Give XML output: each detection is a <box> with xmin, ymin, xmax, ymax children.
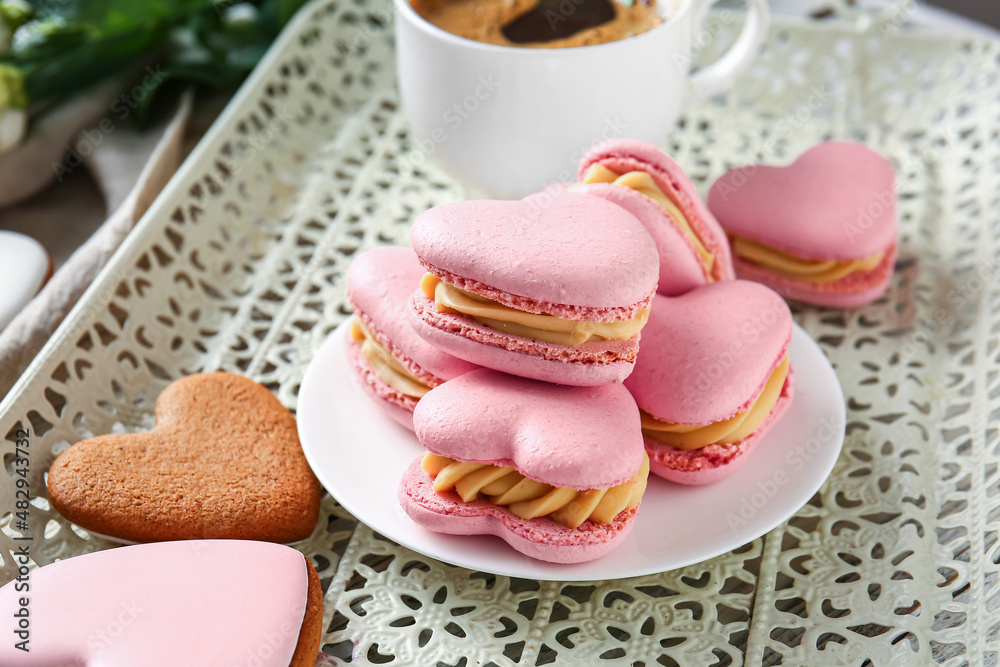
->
<box><xmin>1</xmin><ymin>2</ymin><xmax>998</xmax><ymax>665</ymax></box>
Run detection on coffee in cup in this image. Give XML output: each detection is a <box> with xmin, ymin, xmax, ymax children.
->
<box><xmin>409</xmin><ymin>0</ymin><xmax>666</xmax><ymax>48</ymax></box>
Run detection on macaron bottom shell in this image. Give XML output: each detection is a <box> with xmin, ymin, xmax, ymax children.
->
<box><xmin>398</xmin><ymin>459</ymin><xmax>638</xmax><ymax>564</ymax></box>
<box><xmin>645</xmin><ymin>370</ymin><xmax>794</xmax><ymax>485</ymax></box>
<box><xmin>733</xmin><ymin>245</ymin><xmax>897</xmax><ymax>309</ymax></box>
<box><xmin>409</xmin><ymin>294</ymin><xmax>637</xmax><ymax>387</ymax></box>
<box><xmin>344</xmin><ymin>331</ymin><xmax>417</xmax><ymax>431</ymax></box>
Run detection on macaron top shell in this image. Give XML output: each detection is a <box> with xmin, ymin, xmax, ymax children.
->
<box><xmin>410</xmin><ymin>192</ymin><xmax>658</xmax><ymax>310</ymax></box>
<box><xmin>575</xmin><ymin>182</ymin><xmax>707</xmax><ymax>296</ymax></box>
<box><xmin>577</xmin><ymin>138</ymin><xmax>734</xmax><ymax>282</ymax></box>
<box><xmin>414</xmin><ymin>369</ymin><xmax>645</xmax><ymax>489</ymax></box>
<box><xmin>625</xmin><ymin>283</ymin><xmax>792</xmax><ymax>425</ymax></box>
<box><xmin>347</xmin><ymin>246</ymin><xmax>478</xmax><ymax>381</ymax></box>
<box><xmin>707</xmin><ymin>141</ymin><xmax>897</xmax><ymax>260</ymax></box>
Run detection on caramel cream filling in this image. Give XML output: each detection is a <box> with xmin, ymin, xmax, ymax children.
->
<box><xmin>422</xmin><ymin>452</ymin><xmax>650</xmax><ymax>529</ymax></box>
<box><xmin>580</xmin><ymin>164</ymin><xmax>715</xmax><ymax>280</ymax></box>
<box><xmin>641</xmin><ymin>356</ymin><xmax>790</xmax><ymax>450</ymax></box>
<box><xmin>421</xmin><ymin>273</ymin><xmax>649</xmax><ymax>347</ymax></box>
<box><xmin>730</xmin><ymin>235</ymin><xmax>885</xmax><ymax>284</ymax></box>
<box><xmin>351</xmin><ymin>318</ymin><xmax>431</xmax><ymax>398</ymax></box>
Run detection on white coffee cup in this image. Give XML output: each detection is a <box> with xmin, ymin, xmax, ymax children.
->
<box><xmin>395</xmin><ymin>0</ymin><xmax>769</xmax><ymax>199</ymax></box>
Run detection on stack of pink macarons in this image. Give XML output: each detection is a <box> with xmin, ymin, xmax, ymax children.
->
<box><xmin>345</xmin><ymin>138</ymin><xmax>895</xmax><ymax>563</ymax></box>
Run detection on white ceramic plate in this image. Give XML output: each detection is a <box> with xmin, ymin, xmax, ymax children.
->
<box><xmin>299</xmin><ymin>322</ymin><xmax>845</xmax><ymax>581</ymax></box>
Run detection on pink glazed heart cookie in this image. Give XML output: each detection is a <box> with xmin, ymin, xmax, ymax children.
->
<box><xmin>625</xmin><ymin>283</ymin><xmax>794</xmax><ymax>485</ymax></box>
<box><xmin>400</xmin><ymin>369</ymin><xmax>650</xmax><ymax>563</ymax></box>
<box><xmin>0</xmin><ymin>540</ymin><xmax>322</xmax><ymax>666</ymax></box>
<box><xmin>708</xmin><ymin>142</ymin><xmax>898</xmax><ymax>308</ymax></box>
<box><xmin>577</xmin><ymin>138</ymin><xmax>735</xmax><ymax>291</ymax></box>
<box><xmin>409</xmin><ymin>191</ymin><xmax>658</xmax><ymax>386</ymax></box>
<box><xmin>347</xmin><ymin>246</ymin><xmax>478</xmax><ymax>429</ymax></box>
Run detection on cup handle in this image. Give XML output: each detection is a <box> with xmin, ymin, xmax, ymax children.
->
<box><xmin>685</xmin><ymin>0</ymin><xmax>770</xmax><ymax>107</ymax></box>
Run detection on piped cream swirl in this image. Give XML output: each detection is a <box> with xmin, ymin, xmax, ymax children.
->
<box><xmin>351</xmin><ymin>318</ymin><xmax>431</xmax><ymax>398</ymax></box>
<box><xmin>422</xmin><ymin>452</ymin><xmax>649</xmax><ymax>529</ymax></box>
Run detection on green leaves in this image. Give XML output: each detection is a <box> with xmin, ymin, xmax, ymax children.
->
<box><xmin>0</xmin><ymin>62</ymin><xmax>25</xmax><ymax>108</ymax></box>
<box><xmin>2</xmin><ymin>0</ymin><xmax>310</xmax><ymax>129</ymax></box>
<box><xmin>274</xmin><ymin>0</ymin><xmax>305</xmax><ymax>27</ymax></box>
<box><xmin>0</xmin><ymin>62</ymin><xmax>26</xmax><ymax>151</ymax></box>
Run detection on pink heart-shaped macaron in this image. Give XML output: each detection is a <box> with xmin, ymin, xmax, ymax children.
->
<box><xmin>415</xmin><ymin>370</ymin><xmax>644</xmax><ymax>488</ymax></box>
<box><xmin>410</xmin><ymin>191</ymin><xmax>658</xmax><ymax>386</ymax></box>
<box><xmin>412</xmin><ymin>194</ymin><xmax>656</xmax><ymax>313</ymax></box>
<box><xmin>626</xmin><ymin>282</ymin><xmax>794</xmax><ymax>484</ymax></box>
<box><xmin>400</xmin><ymin>369</ymin><xmax>647</xmax><ymax>562</ymax></box>
<box><xmin>708</xmin><ymin>142</ymin><xmax>897</xmax><ymax>307</ymax></box>
<box><xmin>0</xmin><ymin>540</ymin><xmax>322</xmax><ymax>666</ymax></box>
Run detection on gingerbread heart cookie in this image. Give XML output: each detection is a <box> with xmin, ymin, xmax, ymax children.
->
<box><xmin>47</xmin><ymin>372</ymin><xmax>322</xmax><ymax>543</ymax></box>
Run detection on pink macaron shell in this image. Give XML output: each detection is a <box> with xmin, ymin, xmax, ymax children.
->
<box><xmin>346</xmin><ymin>246</ymin><xmax>479</xmax><ymax>383</ymax></box>
<box><xmin>410</xmin><ymin>294</ymin><xmax>637</xmax><ymax>387</ymax></box>
<box><xmin>575</xmin><ymin>182</ymin><xmax>707</xmax><ymax>296</ymax></box>
<box><xmin>708</xmin><ymin>142</ymin><xmax>897</xmax><ymax>261</ymax></box>
<box><xmin>413</xmin><ymin>368</ymin><xmax>645</xmax><ymax>489</ymax></box>
<box><xmin>0</xmin><ymin>540</ymin><xmax>309</xmax><ymax>667</ymax></box>
<box><xmin>345</xmin><ymin>328</ymin><xmax>417</xmax><ymax>431</ymax></box>
<box><xmin>399</xmin><ymin>458</ymin><xmax>638</xmax><ymax>564</ymax></box>
<box><xmin>410</xmin><ymin>192</ymin><xmax>658</xmax><ymax>312</ymax></box>
<box><xmin>578</xmin><ymin>138</ymin><xmax>735</xmax><ymax>282</ymax></box>
<box><xmin>625</xmin><ymin>284</ymin><xmax>792</xmax><ymax>425</ymax></box>
<box><xmin>732</xmin><ymin>244</ymin><xmax>897</xmax><ymax>308</ymax></box>
<box><xmin>647</xmin><ymin>371</ymin><xmax>794</xmax><ymax>485</ymax></box>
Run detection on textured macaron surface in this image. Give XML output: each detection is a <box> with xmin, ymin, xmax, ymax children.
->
<box><xmin>347</xmin><ymin>245</ymin><xmax>478</xmax><ymax>382</ymax></box>
<box><xmin>410</xmin><ymin>192</ymin><xmax>658</xmax><ymax>309</ymax></box>
<box><xmin>0</xmin><ymin>540</ymin><xmax>313</xmax><ymax>667</ymax></box>
<box><xmin>626</xmin><ymin>283</ymin><xmax>792</xmax><ymax>425</ymax></box>
<box><xmin>579</xmin><ymin>139</ymin><xmax>702</xmax><ymax>186</ymax></box>
<box><xmin>413</xmin><ymin>368</ymin><xmax>645</xmax><ymax>489</ymax></box>
<box><xmin>708</xmin><ymin>141</ymin><xmax>897</xmax><ymax>260</ymax></box>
